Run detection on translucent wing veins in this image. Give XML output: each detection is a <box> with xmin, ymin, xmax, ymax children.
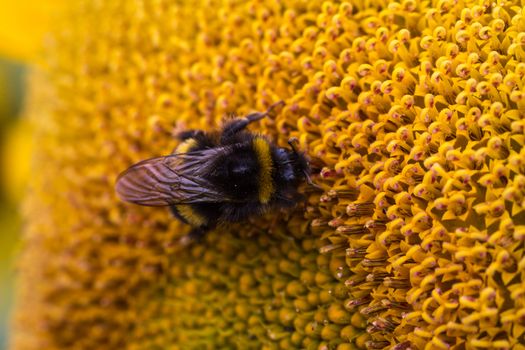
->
<box><xmin>116</xmin><ymin>149</ymin><xmax>229</xmax><ymax>206</ymax></box>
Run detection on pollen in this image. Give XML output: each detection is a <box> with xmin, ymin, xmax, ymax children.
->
<box><xmin>10</xmin><ymin>0</ymin><xmax>525</xmax><ymax>349</ymax></box>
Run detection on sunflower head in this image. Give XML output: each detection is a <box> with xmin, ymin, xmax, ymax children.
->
<box><xmin>10</xmin><ymin>0</ymin><xmax>525</xmax><ymax>349</ymax></box>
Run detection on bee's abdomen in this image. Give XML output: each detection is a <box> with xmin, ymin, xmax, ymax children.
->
<box><xmin>171</xmin><ymin>204</ymin><xmax>209</xmax><ymax>227</ymax></box>
<box><xmin>175</xmin><ymin>138</ymin><xmax>199</xmax><ymax>153</ymax></box>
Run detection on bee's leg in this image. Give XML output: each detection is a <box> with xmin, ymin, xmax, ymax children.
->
<box><xmin>274</xmin><ymin>193</ymin><xmax>304</xmax><ymax>208</ymax></box>
<box><xmin>221</xmin><ymin>116</ymin><xmax>262</xmax><ymax>142</ymax></box>
<box><xmin>176</xmin><ymin>130</ymin><xmax>205</xmax><ymax>141</ymax></box>
<box><xmin>221</xmin><ymin>101</ymin><xmax>284</xmax><ymax>143</ymax></box>
<box><xmin>188</xmin><ymin>226</ymin><xmax>208</xmax><ymax>241</ymax></box>
<box><xmin>179</xmin><ymin>226</ymin><xmax>210</xmax><ymax>246</ymax></box>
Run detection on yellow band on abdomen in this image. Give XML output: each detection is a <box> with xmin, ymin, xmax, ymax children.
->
<box><xmin>253</xmin><ymin>137</ymin><xmax>274</xmax><ymax>204</ymax></box>
<box><xmin>174</xmin><ymin>204</ymin><xmax>207</xmax><ymax>227</ymax></box>
<box><xmin>176</xmin><ymin>138</ymin><xmax>198</xmax><ymax>153</ymax></box>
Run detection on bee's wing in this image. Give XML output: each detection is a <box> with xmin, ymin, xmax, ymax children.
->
<box><xmin>116</xmin><ymin>149</ymin><xmax>227</xmax><ymax>206</ymax></box>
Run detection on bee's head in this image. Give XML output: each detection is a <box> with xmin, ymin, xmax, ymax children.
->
<box><xmin>275</xmin><ymin>138</ymin><xmax>311</xmax><ymax>186</ymax></box>
<box><xmin>289</xmin><ymin>147</ymin><xmax>310</xmax><ymax>181</ymax></box>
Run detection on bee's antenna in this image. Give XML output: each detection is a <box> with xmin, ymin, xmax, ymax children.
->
<box><xmin>304</xmin><ymin>170</ymin><xmax>323</xmax><ymax>190</ymax></box>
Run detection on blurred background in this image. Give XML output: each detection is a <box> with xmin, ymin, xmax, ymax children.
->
<box><xmin>0</xmin><ymin>57</ymin><xmax>25</xmax><ymax>350</ymax></box>
<box><xmin>0</xmin><ymin>2</ymin><xmax>68</xmax><ymax>348</ymax></box>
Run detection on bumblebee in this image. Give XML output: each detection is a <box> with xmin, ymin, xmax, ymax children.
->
<box><xmin>116</xmin><ymin>102</ymin><xmax>312</xmax><ymax>239</ymax></box>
